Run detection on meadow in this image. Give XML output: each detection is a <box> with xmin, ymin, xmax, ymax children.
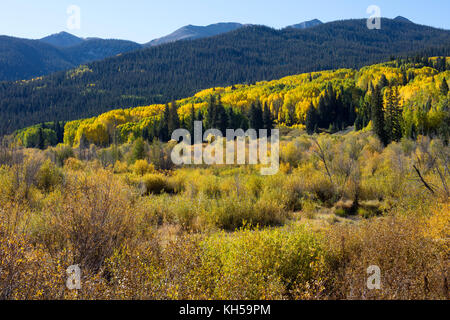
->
<box><xmin>0</xmin><ymin>128</ymin><xmax>448</xmax><ymax>300</ymax></box>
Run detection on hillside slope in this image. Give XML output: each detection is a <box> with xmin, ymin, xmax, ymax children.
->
<box><xmin>0</xmin><ymin>36</ymin><xmax>74</xmax><ymax>81</ymax></box>
<box><xmin>15</xmin><ymin>56</ymin><xmax>450</xmax><ymax>150</ymax></box>
<box><xmin>40</xmin><ymin>32</ymin><xmax>84</xmax><ymax>47</ymax></box>
<box><xmin>1</xmin><ymin>18</ymin><xmax>450</xmax><ymax>135</ymax></box>
<box><xmin>286</xmin><ymin>19</ymin><xmax>323</xmax><ymax>29</ymax></box>
<box><xmin>145</xmin><ymin>22</ymin><xmax>244</xmax><ymax>47</ymax></box>
<box><xmin>0</xmin><ymin>35</ymin><xmax>142</xmax><ymax>81</ymax></box>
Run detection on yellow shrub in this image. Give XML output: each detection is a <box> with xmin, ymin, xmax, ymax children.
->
<box><xmin>132</xmin><ymin>159</ymin><xmax>155</xmax><ymax>176</ymax></box>
<box><xmin>427</xmin><ymin>202</ymin><xmax>450</xmax><ymax>251</ymax></box>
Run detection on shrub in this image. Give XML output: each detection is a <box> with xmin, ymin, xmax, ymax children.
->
<box><xmin>35</xmin><ymin>170</ymin><xmax>136</xmax><ymax>272</ymax></box>
<box><xmin>191</xmin><ymin>225</ymin><xmax>324</xmax><ymax>299</ymax></box>
<box><xmin>142</xmin><ymin>173</ymin><xmax>174</xmax><ymax>195</ymax></box>
<box><xmin>47</xmin><ymin>144</ymin><xmax>74</xmax><ymax>167</ymax></box>
<box><xmin>36</xmin><ymin>160</ymin><xmax>63</xmax><ymax>192</ymax></box>
<box><xmin>323</xmin><ymin>215</ymin><xmax>448</xmax><ymax>299</ymax></box>
<box><xmin>132</xmin><ymin>159</ymin><xmax>155</xmax><ymax>176</ymax></box>
<box><xmin>0</xmin><ymin>228</ymin><xmax>66</xmax><ymax>300</ymax></box>
<box><xmin>307</xmin><ymin>173</ymin><xmax>336</xmax><ymax>205</ymax></box>
<box><xmin>200</xmin><ymin>176</ymin><xmax>222</xmax><ymax>199</ymax></box>
<box><xmin>334</xmin><ymin>208</ymin><xmax>346</xmax><ymax>217</ymax></box>
<box><xmin>113</xmin><ymin>160</ymin><xmax>128</xmax><ymax>174</ymax></box>
<box><xmin>208</xmin><ymin>196</ymin><xmax>287</xmax><ymax>231</ymax></box>
<box><xmin>64</xmin><ymin>157</ymin><xmax>84</xmax><ymax>171</ymax></box>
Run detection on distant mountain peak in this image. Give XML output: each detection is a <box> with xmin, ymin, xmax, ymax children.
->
<box><xmin>145</xmin><ymin>22</ymin><xmax>244</xmax><ymax>47</ymax></box>
<box><xmin>40</xmin><ymin>31</ymin><xmax>84</xmax><ymax>47</ymax></box>
<box><xmin>394</xmin><ymin>16</ymin><xmax>412</xmax><ymax>23</ymax></box>
<box><xmin>287</xmin><ymin>19</ymin><xmax>323</xmax><ymax>29</ymax></box>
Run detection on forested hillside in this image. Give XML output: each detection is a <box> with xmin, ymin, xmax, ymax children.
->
<box><xmin>15</xmin><ymin>57</ymin><xmax>449</xmax><ymax>150</ymax></box>
<box><xmin>0</xmin><ymin>36</ymin><xmax>75</xmax><ymax>81</ymax></box>
<box><xmin>2</xmin><ymin>61</ymin><xmax>449</xmax><ymax>300</ymax></box>
<box><xmin>2</xmin><ymin>18</ymin><xmax>450</xmax><ymax>136</ymax></box>
<box><xmin>40</xmin><ymin>32</ymin><xmax>85</xmax><ymax>47</ymax></box>
<box><xmin>0</xmin><ymin>35</ymin><xmax>142</xmax><ymax>82</ymax></box>
<box><xmin>145</xmin><ymin>22</ymin><xmax>244</xmax><ymax>46</ymax></box>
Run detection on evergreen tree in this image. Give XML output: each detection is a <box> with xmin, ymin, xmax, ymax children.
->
<box><xmin>168</xmin><ymin>101</ymin><xmax>180</xmax><ymax>135</ymax></box>
<box><xmin>401</xmin><ymin>70</ymin><xmax>408</xmax><ymax>85</ymax></box>
<box><xmin>354</xmin><ymin>113</ymin><xmax>363</xmax><ymax>131</ymax></box>
<box><xmin>38</xmin><ymin>127</ymin><xmax>45</xmax><ymax>150</ymax></box>
<box><xmin>384</xmin><ymin>86</ymin><xmax>402</xmax><ymax>143</ymax></box>
<box><xmin>160</xmin><ymin>104</ymin><xmax>170</xmax><ymax>141</ymax></box>
<box><xmin>215</xmin><ymin>95</ymin><xmax>228</xmax><ymax>133</ymax></box>
<box><xmin>384</xmin><ymin>87</ymin><xmax>394</xmax><ymax>143</ymax></box>
<box><xmin>131</xmin><ymin>137</ymin><xmax>146</xmax><ymax>162</ymax></box>
<box><xmin>142</xmin><ymin>126</ymin><xmax>150</xmax><ymax>142</ymax></box>
<box><xmin>189</xmin><ymin>104</ymin><xmax>196</xmax><ymax>139</ymax></box>
<box><xmin>391</xmin><ymin>86</ymin><xmax>403</xmax><ymax>142</ymax></box>
<box><xmin>205</xmin><ymin>95</ymin><xmax>216</xmax><ymax>129</ymax></box>
<box><xmin>371</xmin><ymin>85</ymin><xmax>388</xmax><ymax>145</ymax></box>
<box><xmin>262</xmin><ymin>102</ymin><xmax>274</xmax><ymax>130</ymax></box>
<box><xmin>53</xmin><ymin>121</ymin><xmax>63</xmax><ymax>144</ymax></box>
<box><xmin>440</xmin><ymin>77</ymin><xmax>449</xmax><ymax>96</ymax></box>
<box><xmin>378</xmin><ymin>74</ymin><xmax>389</xmax><ymax>88</ymax></box>
<box><xmin>305</xmin><ymin>102</ymin><xmax>318</xmax><ymax>135</ymax></box>
<box><xmin>249</xmin><ymin>101</ymin><xmax>264</xmax><ymax>131</ymax></box>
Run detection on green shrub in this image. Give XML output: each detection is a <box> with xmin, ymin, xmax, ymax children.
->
<box><xmin>334</xmin><ymin>208</ymin><xmax>347</xmax><ymax>218</ymax></box>
<box><xmin>208</xmin><ymin>196</ymin><xmax>287</xmax><ymax>231</ymax></box>
<box><xmin>142</xmin><ymin>174</ymin><xmax>173</xmax><ymax>195</ymax></box>
<box><xmin>192</xmin><ymin>225</ymin><xmax>324</xmax><ymax>299</ymax></box>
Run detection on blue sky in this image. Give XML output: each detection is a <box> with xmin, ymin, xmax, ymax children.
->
<box><xmin>1</xmin><ymin>0</ymin><xmax>449</xmax><ymax>43</ymax></box>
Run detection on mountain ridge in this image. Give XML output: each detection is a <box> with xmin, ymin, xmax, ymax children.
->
<box><xmin>0</xmin><ymin>35</ymin><xmax>143</xmax><ymax>81</ymax></box>
<box><xmin>286</xmin><ymin>19</ymin><xmax>323</xmax><ymax>29</ymax></box>
<box><xmin>145</xmin><ymin>22</ymin><xmax>244</xmax><ymax>47</ymax></box>
<box><xmin>40</xmin><ymin>31</ymin><xmax>84</xmax><ymax>47</ymax></box>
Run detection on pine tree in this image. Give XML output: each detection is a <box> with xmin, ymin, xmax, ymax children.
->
<box><xmin>189</xmin><ymin>104</ymin><xmax>196</xmax><ymax>139</ymax></box>
<box><xmin>160</xmin><ymin>104</ymin><xmax>170</xmax><ymax>141</ymax></box>
<box><xmin>38</xmin><ymin>127</ymin><xmax>45</xmax><ymax>150</ymax></box>
<box><xmin>263</xmin><ymin>102</ymin><xmax>274</xmax><ymax>130</ymax></box>
<box><xmin>249</xmin><ymin>101</ymin><xmax>263</xmax><ymax>130</ymax></box>
<box><xmin>168</xmin><ymin>101</ymin><xmax>180</xmax><ymax>136</ymax></box>
<box><xmin>215</xmin><ymin>96</ymin><xmax>228</xmax><ymax>133</ymax></box>
<box><xmin>305</xmin><ymin>102</ymin><xmax>318</xmax><ymax>135</ymax></box>
<box><xmin>371</xmin><ymin>85</ymin><xmax>388</xmax><ymax>145</ymax></box>
<box><xmin>440</xmin><ymin>77</ymin><xmax>449</xmax><ymax>96</ymax></box>
<box><xmin>53</xmin><ymin>121</ymin><xmax>63</xmax><ymax>144</ymax></box>
<box><xmin>391</xmin><ymin>86</ymin><xmax>403</xmax><ymax>142</ymax></box>
<box><xmin>316</xmin><ymin>95</ymin><xmax>327</xmax><ymax>129</ymax></box>
<box><xmin>131</xmin><ymin>137</ymin><xmax>146</xmax><ymax>162</ymax></box>
<box><xmin>205</xmin><ymin>95</ymin><xmax>216</xmax><ymax>129</ymax></box>
<box><xmin>378</xmin><ymin>74</ymin><xmax>389</xmax><ymax>88</ymax></box>
<box><xmin>401</xmin><ymin>70</ymin><xmax>408</xmax><ymax>85</ymax></box>
<box><xmin>384</xmin><ymin>86</ymin><xmax>402</xmax><ymax>143</ymax></box>
<box><xmin>142</xmin><ymin>126</ymin><xmax>150</xmax><ymax>141</ymax></box>
<box><xmin>384</xmin><ymin>87</ymin><xmax>394</xmax><ymax>143</ymax></box>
